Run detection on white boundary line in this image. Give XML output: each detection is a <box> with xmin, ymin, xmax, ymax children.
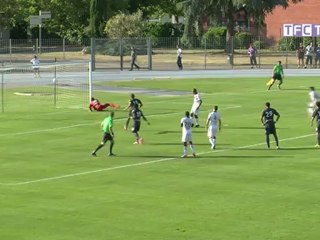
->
<box><xmin>0</xmin><ymin>133</ymin><xmax>315</xmax><ymax>186</ymax></box>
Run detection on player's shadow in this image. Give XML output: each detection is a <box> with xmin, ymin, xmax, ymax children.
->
<box><xmin>149</xmin><ymin>143</ymin><xmax>231</xmax><ymax>146</ymax></box>
<box><xmin>237</xmin><ymin>147</ymin><xmax>315</xmax><ymax>150</ymax></box>
<box><xmin>203</xmin><ymin>155</ymin><xmax>288</xmax><ymax>159</ymax></box>
<box><xmin>156</xmin><ymin>130</ymin><xmax>181</xmax><ymax>134</ymax></box>
<box><xmin>226</xmin><ymin>126</ymin><xmax>287</xmax><ymax>130</ymax></box>
<box><xmin>280</xmin><ymin>88</ymin><xmax>307</xmax><ymax>91</ymax></box>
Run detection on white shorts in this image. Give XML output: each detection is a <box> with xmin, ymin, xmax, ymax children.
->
<box><xmin>308</xmin><ymin>102</ymin><xmax>316</xmax><ymax>116</ymax></box>
<box><xmin>191</xmin><ymin>105</ymin><xmax>200</xmax><ymax>116</ymax></box>
<box><xmin>182</xmin><ymin>131</ymin><xmax>192</xmax><ymax>142</ymax></box>
<box><xmin>207</xmin><ymin>126</ymin><xmax>218</xmax><ymax>138</ymax></box>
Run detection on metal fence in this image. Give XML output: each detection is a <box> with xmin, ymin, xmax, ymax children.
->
<box><xmin>1</xmin><ymin>36</ymin><xmax>319</xmax><ymax>70</ymax></box>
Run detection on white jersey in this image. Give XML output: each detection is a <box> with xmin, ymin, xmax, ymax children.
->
<box><xmin>193</xmin><ymin>93</ymin><xmax>201</xmax><ymax>106</ymax></box>
<box><xmin>309</xmin><ymin>90</ymin><xmax>320</xmax><ymax>104</ymax></box>
<box><xmin>30</xmin><ymin>58</ymin><xmax>40</xmax><ymax>68</ymax></box>
<box><xmin>305</xmin><ymin>45</ymin><xmax>314</xmax><ymax>56</ymax></box>
<box><xmin>181</xmin><ymin>117</ymin><xmax>193</xmax><ymax>133</ymax></box>
<box><xmin>181</xmin><ymin>116</ymin><xmax>193</xmax><ymax>142</ymax></box>
<box><xmin>207</xmin><ymin>111</ymin><xmax>221</xmax><ymax>127</ymax></box>
<box><xmin>177</xmin><ymin>48</ymin><xmax>182</xmax><ymax>58</ymax></box>
<box><xmin>191</xmin><ymin>93</ymin><xmax>202</xmax><ymax>115</ymax></box>
<box><xmin>207</xmin><ymin>111</ymin><xmax>221</xmax><ymax>138</ymax></box>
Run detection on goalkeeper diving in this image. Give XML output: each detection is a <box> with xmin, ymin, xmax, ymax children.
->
<box><xmin>89</xmin><ymin>97</ymin><xmax>120</xmax><ymax>112</ymax></box>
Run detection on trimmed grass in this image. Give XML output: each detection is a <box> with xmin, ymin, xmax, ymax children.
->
<box><xmin>1</xmin><ymin>77</ymin><xmax>320</xmax><ymax>240</ymax></box>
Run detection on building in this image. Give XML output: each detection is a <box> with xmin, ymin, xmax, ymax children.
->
<box><xmin>264</xmin><ymin>0</ymin><xmax>320</xmax><ymax>43</ymax></box>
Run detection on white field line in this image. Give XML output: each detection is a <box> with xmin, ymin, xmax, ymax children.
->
<box><xmin>0</xmin><ymin>112</ymin><xmax>176</xmax><ymax>137</ymax></box>
<box><xmin>0</xmin><ymin>106</ymin><xmax>241</xmax><ymax>138</ymax></box>
<box><xmin>0</xmin><ymin>133</ymin><xmax>315</xmax><ymax>186</ymax></box>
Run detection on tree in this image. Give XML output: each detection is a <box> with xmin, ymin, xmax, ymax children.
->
<box><xmin>6</xmin><ymin>0</ymin><xmax>91</xmax><ymax>41</ymax></box>
<box><xmin>182</xmin><ymin>0</ymin><xmax>304</xmax><ymax>52</ymax></box>
<box><xmin>0</xmin><ymin>0</ymin><xmax>19</xmax><ymax>28</ymax></box>
<box><xmin>90</xmin><ymin>0</ymin><xmax>108</xmax><ymax>37</ymax></box>
<box><xmin>89</xmin><ymin>0</ymin><xmax>131</xmax><ymax>37</ymax></box>
<box><xmin>104</xmin><ymin>10</ymin><xmax>144</xmax><ymax>38</ymax></box>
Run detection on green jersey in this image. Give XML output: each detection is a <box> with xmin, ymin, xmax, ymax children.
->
<box><xmin>101</xmin><ymin>116</ymin><xmax>113</xmax><ymax>133</ymax></box>
<box><xmin>273</xmin><ymin>64</ymin><xmax>283</xmax><ymax>75</ymax></box>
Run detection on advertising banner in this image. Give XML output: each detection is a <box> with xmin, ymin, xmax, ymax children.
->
<box><xmin>282</xmin><ymin>24</ymin><xmax>320</xmax><ymax>37</ymax></box>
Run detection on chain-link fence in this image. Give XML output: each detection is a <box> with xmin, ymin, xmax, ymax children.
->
<box><xmin>1</xmin><ymin>36</ymin><xmax>319</xmax><ymax>70</ymax></box>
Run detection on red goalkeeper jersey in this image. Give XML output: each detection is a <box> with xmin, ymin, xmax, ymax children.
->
<box><xmin>89</xmin><ymin>100</ymin><xmax>104</xmax><ymax>111</ymax></box>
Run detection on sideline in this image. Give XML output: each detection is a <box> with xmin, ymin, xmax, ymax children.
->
<box><xmin>0</xmin><ymin>133</ymin><xmax>315</xmax><ymax>186</ymax></box>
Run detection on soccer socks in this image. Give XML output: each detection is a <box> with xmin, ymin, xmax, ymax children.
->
<box><xmin>274</xmin><ymin>134</ymin><xmax>279</xmax><ymax>148</ymax></box>
<box><xmin>109</xmin><ymin>141</ymin><xmax>114</xmax><ymax>154</ymax></box>
<box><xmin>266</xmin><ymin>134</ymin><xmax>279</xmax><ymax>149</ymax></box>
<box><xmin>190</xmin><ymin>144</ymin><xmax>195</xmax><ymax>154</ymax></box>
<box><xmin>93</xmin><ymin>143</ymin><xmax>104</xmax><ymax>154</ymax></box>
<box><xmin>183</xmin><ymin>146</ymin><xmax>187</xmax><ymax>156</ymax></box>
<box><xmin>124</xmin><ymin>118</ymin><xmax>130</xmax><ymax>130</ymax></box>
<box><xmin>266</xmin><ymin>135</ymin><xmax>270</xmax><ymax>148</ymax></box>
<box><xmin>195</xmin><ymin>116</ymin><xmax>199</xmax><ymax>126</ymax></box>
<box><xmin>209</xmin><ymin>137</ymin><xmax>216</xmax><ymax>149</ymax></box>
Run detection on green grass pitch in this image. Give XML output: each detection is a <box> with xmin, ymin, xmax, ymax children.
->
<box><xmin>1</xmin><ymin>76</ymin><xmax>320</xmax><ymax>240</ymax></box>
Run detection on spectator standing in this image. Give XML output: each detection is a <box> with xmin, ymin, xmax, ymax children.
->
<box><xmin>296</xmin><ymin>43</ymin><xmax>305</xmax><ymax>68</ymax></box>
<box><xmin>177</xmin><ymin>45</ymin><xmax>183</xmax><ymax>70</ymax></box>
<box><xmin>129</xmin><ymin>46</ymin><xmax>140</xmax><ymax>71</ymax></box>
<box><xmin>315</xmin><ymin>44</ymin><xmax>320</xmax><ymax>68</ymax></box>
<box><xmin>304</xmin><ymin>42</ymin><xmax>314</xmax><ymax>68</ymax></box>
<box><xmin>248</xmin><ymin>43</ymin><xmax>257</xmax><ymax>68</ymax></box>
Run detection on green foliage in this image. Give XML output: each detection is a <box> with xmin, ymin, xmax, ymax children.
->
<box><xmin>143</xmin><ymin>22</ymin><xmax>183</xmax><ymax>38</ymax></box>
<box><xmin>182</xmin><ymin>0</ymin><xmax>304</xmax><ymax>49</ymax></box>
<box><xmin>104</xmin><ymin>10</ymin><xmax>144</xmax><ymax>38</ymax></box>
<box><xmin>202</xmin><ymin>27</ymin><xmax>226</xmax><ymax>49</ymax></box>
<box><xmin>234</xmin><ymin>32</ymin><xmax>253</xmax><ymax>49</ymax></box>
<box><xmin>90</xmin><ymin>0</ymin><xmax>107</xmax><ymax>37</ymax></box>
<box><xmin>277</xmin><ymin>37</ymin><xmax>313</xmax><ymax>51</ymax></box>
<box><xmin>252</xmin><ymin>40</ymin><xmax>264</xmax><ymax>49</ymax></box>
<box><xmin>95</xmin><ymin>38</ymin><xmax>147</xmax><ymax>56</ymax></box>
<box><xmin>0</xmin><ymin>0</ymin><xmax>19</xmax><ymax>27</ymax></box>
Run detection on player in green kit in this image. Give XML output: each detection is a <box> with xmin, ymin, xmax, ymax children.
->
<box><xmin>91</xmin><ymin>111</ymin><xmax>115</xmax><ymax>157</ymax></box>
<box><xmin>267</xmin><ymin>61</ymin><xmax>284</xmax><ymax>90</ymax></box>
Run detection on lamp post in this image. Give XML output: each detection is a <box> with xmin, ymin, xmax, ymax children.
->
<box><xmin>29</xmin><ymin>11</ymin><xmax>51</xmax><ymax>54</ymax></box>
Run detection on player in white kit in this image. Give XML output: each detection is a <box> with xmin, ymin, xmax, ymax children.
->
<box><xmin>180</xmin><ymin>111</ymin><xmax>196</xmax><ymax>158</ymax></box>
<box><xmin>308</xmin><ymin>87</ymin><xmax>320</xmax><ymax>116</ymax></box>
<box><xmin>190</xmin><ymin>88</ymin><xmax>202</xmax><ymax>127</ymax></box>
<box><xmin>205</xmin><ymin>106</ymin><xmax>221</xmax><ymax>149</ymax></box>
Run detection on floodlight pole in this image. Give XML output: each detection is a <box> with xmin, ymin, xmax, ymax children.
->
<box><xmin>39</xmin><ymin>23</ymin><xmax>42</xmax><ymax>54</ymax></box>
<box><xmin>1</xmin><ymin>72</ymin><xmax>4</xmax><ymax>113</ymax></box>
<box><xmin>39</xmin><ymin>11</ymin><xmax>42</xmax><ymax>54</ymax></box>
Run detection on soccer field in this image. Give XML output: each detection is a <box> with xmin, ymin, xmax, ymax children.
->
<box><xmin>1</xmin><ymin>76</ymin><xmax>320</xmax><ymax>240</ymax></box>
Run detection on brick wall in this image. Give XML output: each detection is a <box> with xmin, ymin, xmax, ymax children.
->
<box><xmin>264</xmin><ymin>0</ymin><xmax>320</xmax><ymax>43</ymax></box>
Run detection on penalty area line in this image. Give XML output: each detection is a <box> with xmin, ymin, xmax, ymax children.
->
<box><xmin>0</xmin><ymin>133</ymin><xmax>315</xmax><ymax>186</ymax></box>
